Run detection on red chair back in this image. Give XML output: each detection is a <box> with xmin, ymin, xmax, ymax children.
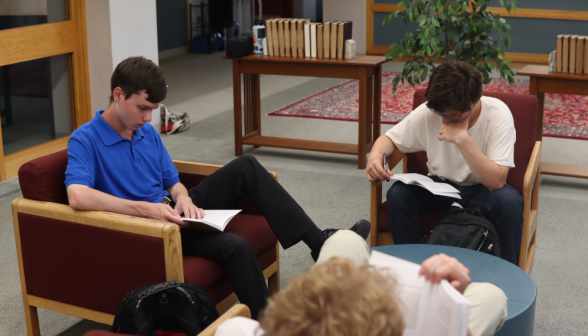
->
<box><xmin>19</xmin><ymin>149</ymin><xmax>70</xmax><ymax>204</ymax></box>
<box><xmin>411</xmin><ymin>89</ymin><xmax>538</xmax><ymax>195</ymax></box>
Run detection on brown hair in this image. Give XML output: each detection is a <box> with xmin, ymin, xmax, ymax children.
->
<box><xmin>110</xmin><ymin>56</ymin><xmax>167</xmax><ymax>103</ymax></box>
<box><xmin>259</xmin><ymin>257</ymin><xmax>405</xmax><ymax>336</ymax></box>
<box><xmin>425</xmin><ymin>60</ymin><xmax>483</xmax><ymax>114</ymax></box>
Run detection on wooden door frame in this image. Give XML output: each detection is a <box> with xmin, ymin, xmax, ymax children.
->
<box><xmin>0</xmin><ymin>0</ymin><xmax>91</xmax><ymax>180</ymax></box>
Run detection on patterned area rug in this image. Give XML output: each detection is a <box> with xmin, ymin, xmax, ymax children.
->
<box><xmin>268</xmin><ymin>71</ymin><xmax>588</xmax><ymax>140</ymax></box>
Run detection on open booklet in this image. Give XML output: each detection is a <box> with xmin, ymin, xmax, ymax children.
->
<box><xmin>181</xmin><ymin>210</ymin><xmax>241</xmax><ymax>231</ymax></box>
<box><xmin>369</xmin><ymin>251</ymin><xmax>471</xmax><ymax>336</ymax></box>
<box><xmin>390</xmin><ymin>173</ymin><xmax>461</xmax><ymax>199</ymax></box>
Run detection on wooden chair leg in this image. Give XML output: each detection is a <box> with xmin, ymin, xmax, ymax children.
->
<box><xmin>268</xmin><ymin>244</ymin><xmax>280</xmax><ymax>295</ymax></box>
<box><xmin>268</xmin><ymin>270</ymin><xmax>280</xmax><ymax>295</ymax></box>
<box><xmin>24</xmin><ymin>303</ymin><xmax>41</xmax><ymax>336</ymax></box>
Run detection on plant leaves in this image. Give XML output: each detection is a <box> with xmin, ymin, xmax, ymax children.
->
<box><xmin>503</xmin><ymin>59</ymin><xmax>512</xmax><ymax>64</ymax></box>
<box><xmin>449</xmin><ymin>7</ymin><xmax>456</xmax><ymax>15</ymax></box>
<box><xmin>421</xmin><ymin>68</ymin><xmax>428</xmax><ymax>81</ymax></box>
<box><xmin>425</xmin><ymin>28</ymin><xmax>430</xmax><ymax>38</ymax></box>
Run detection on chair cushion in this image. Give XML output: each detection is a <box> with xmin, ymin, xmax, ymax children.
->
<box><xmin>18</xmin><ymin>149</ymin><xmax>69</xmax><ymax>204</ymax></box>
<box><xmin>182</xmin><ymin>214</ymin><xmax>278</xmax><ymax>303</ymax></box>
<box><xmin>412</xmin><ymin>89</ymin><xmax>537</xmax><ymax>195</ymax></box>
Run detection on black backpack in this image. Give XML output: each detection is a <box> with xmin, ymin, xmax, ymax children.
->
<box><xmin>421</xmin><ymin>206</ymin><xmax>501</xmax><ymax>257</ymax></box>
<box><xmin>111</xmin><ymin>280</ymin><xmax>219</xmax><ymax>336</ymax></box>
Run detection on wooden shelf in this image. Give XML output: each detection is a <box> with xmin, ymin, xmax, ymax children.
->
<box><xmin>541</xmin><ymin>162</ymin><xmax>588</xmax><ymax>179</ymax></box>
<box><xmin>243</xmin><ymin>136</ymin><xmax>359</xmax><ymax>155</ymax></box>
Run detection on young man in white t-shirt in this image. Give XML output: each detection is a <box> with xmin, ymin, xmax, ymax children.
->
<box><xmin>366</xmin><ymin>60</ymin><xmax>523</xmax><ymax>264</ymax></box>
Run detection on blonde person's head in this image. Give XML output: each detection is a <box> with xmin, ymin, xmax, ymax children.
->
<box><xmin>259</xmin><ymin>257</ymin><xmax>405</xmax><ymax>336</ymax></box>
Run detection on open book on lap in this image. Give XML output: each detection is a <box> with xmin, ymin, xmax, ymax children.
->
<box><xmin>182</xmin><ymin>210</ymin><xmax>242</xmax><ymax>231</ymax></box>
<box><xmin>391</xmin><ymin>173</ymin><xmax>461</xmax><ymax>199</ymax></box>
<box><xmin>369</xmin><ymin>251</ymin><xmax>471</xmax><ymax>336</ymax></box>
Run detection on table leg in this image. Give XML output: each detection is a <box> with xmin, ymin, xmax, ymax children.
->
<box><xmin>373</xmin><ymin>64</ymin><xmax>382</xmax><ymax>142</ymax></box>
<box><xmin>366</xmin><ymin>75</ymin><xmax>373</xmax><ymax>146</ymax></box>
<box><xmin>233</xmin><ymin>60</ymin><xmax>243</xmax><ymax>156</ymax></box>
<box><xmin>243</xmin><ymin>74</ymin><xmax>261</xmax><ymax>136</ymax></box>
<box><xmin>536</xmin><ymin>92</ymin><xmax>545</xmax><ymax>142</ymax></box>
<box><xmin>528</xmin><ymin>77</ymin><xmax>543</xmax><ymax>142</ymax></box>
<box><xmin>358</xmin><ymin>67</ymin><xmax>368</xmax><ymax>169</ymax></box>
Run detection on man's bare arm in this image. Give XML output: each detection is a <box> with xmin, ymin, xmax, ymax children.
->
<box><xmin>166</xmin><ymin>182</ymin><xmax>204</xmax><ymax>219</ymax></box>
<box><xmin>366</xmin><ymin>135</ymin><xmax>397</xmax><ymax>182</ymax></box>
<box><xmin>438</xmin><ymin>114</ymin><xmax>509</xmax><ymax>191</ymax></box>
<box><xmin>454</xmin><ymin>136</ymin><xmax>510</xmax><ymax>191</ymax></box>
<box><xmin>67</xmin><ymin>184</ymin><xmax>185</xmax><ymax>225</ymax></box>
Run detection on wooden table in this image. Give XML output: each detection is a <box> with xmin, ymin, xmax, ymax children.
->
<box><xmin>223</xmin><ymin>54</ymin><xmax>390</xmax><ymax>169</ymax></box>
<box><xmin>517</xmin><ymin>65</ymin><xmax>588</xmax><ymax>178</ymax></box>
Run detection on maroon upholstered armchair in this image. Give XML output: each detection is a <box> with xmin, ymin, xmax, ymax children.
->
<box><xmin>13</xmin><ymin>150</ymin><xmax>279</xmax><ymax>336</ymax></box>
<box><xmin>369</xmin><ymin>89</ymin><xmax>541</xmax><ymax>274</ymax></box>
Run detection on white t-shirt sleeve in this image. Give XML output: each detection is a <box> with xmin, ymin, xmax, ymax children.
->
<box><xmin>214</xmin><ymin>317</ymin><xmax>264</xmax><ymax>336</ymax></box>
<box><xmin>486</xmin><ymin>125</ymin><xmax>516</xmax><ymax>167</ymax></box>
<box><xmin>385</xmin><ymin>103</ymin><xmax>427</xmax><ymax>153</ymax></box>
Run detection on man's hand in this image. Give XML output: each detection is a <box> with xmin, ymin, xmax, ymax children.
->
<box><xmin>438</xmin><ymin>113</ymin><xmax>471</xmax><ymax>145</ymax></box>
<box><xmin>419</xmin><ymin>253</ymin><xmax>471</xmax><ymax>294</ymax></box>
<box><xmin>143</xmin><ymin>203</ymin><xmax>186</xmax><ymax>227</ymax></box>
<box><xmin>366</xmin><ymin>152</ymin><xmax>393</xmax><ymax>182</ymax></box>
<box><xmin>174</xmin><ymin>195</ymin><xmax>205</xmax><ymax>220</ymax></box>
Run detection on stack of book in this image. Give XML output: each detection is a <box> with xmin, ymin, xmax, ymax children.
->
<box><xmin>264</xmin><ymin>19</ymin><xmax>352</xmax><ymax>59</ymax></box>
<box><xmin>556</xmin><ymin>35</ymin><xmax>588</xmax><ymax>74</ymax></box>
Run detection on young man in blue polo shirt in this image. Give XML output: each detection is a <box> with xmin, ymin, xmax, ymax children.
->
<box><xmin>64</xmin><ymin>56</ymin><xmax>369</xmax><ymax>319</ymax></box>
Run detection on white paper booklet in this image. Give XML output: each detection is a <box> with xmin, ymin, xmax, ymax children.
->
<box><xmin>181</xmin><ymin>210</ymin><xmax>242</xmax><ymax>231</ymax></box>
<box><xmin>369</xmin><ymin>251</ymin><xmax>471</xmax><ymax>336</ymax></box>
<box><xmin>390</xmin><ymin>173</ymin><xmax>461</xmax><ymax>199</ymax></box>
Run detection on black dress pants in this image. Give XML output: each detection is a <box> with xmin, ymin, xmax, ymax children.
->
<box><xmin>181</xmin><ymin>155</ymin><xmax>316</xmax><ymax>319</ymax></box>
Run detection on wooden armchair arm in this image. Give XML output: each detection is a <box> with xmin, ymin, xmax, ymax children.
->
<box><xmin>369</xmin><ymin>150</ymin><xmax>406</xmax><ymax>247</ymax></box>
<box><xmin>519</xmin><ymin>141</ymin><xmax>541</xmax><ymax>273</ymax></box>
<box><xmin>174</xmin><ymin>160</ymin><xmax>278</xmax><ymax>181</ymax></box>
<box><xmin>523</xmin><ymin>141</ymin><xmax>542</xmax><ymax>201</ymax></box>
<box><xmin>12</xmin><ymin>197</ymin><xmax>185</xmax><ymax>282</ymax></box>
<box><xmin>198</xmin><ymin>304</ymin><xmax>252</xmax><ymax>336</ymax></box>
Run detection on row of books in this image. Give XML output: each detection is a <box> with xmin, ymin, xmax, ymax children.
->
<box><xmin>264</xmin><ymin>19</ymin><xmax>353</xmax><ymax>59</ymax></box>
<box><xmin>556</xmin><ymin>34</ymin><xmax>588</xmax><ymax>74</ymax></box>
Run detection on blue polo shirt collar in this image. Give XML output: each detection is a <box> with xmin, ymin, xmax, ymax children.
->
<box><xmin>91</xmin><ymin>110</ymin><xmax>145</xmax><ymax>146</ymax></box>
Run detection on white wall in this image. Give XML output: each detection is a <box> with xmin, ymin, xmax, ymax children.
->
<box><xmin>323</xmin><ymin>0</ymin><xmax>366</xmax><ymax>54</ymax></box>
<box><xmin>85</xmin><ymin>0</ymin><xmax>161</xmax><ymax>129</ymax></box>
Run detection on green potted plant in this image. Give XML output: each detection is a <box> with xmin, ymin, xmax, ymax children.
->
<box><xmin>383</xmin><ymin>0</ymin><xmax>517</xmax><ymax>93</ymax></box>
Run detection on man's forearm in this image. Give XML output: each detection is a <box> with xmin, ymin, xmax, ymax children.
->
<box><xmin>167</xmin><ymin>182</ymin><xmax>190</xmax><ymax>202</ymax></box>
<box><xmin>455</xmin><ymin>136</ymin><xmax>507</xmax><ymax>191</ymax></box>
<box><xmin>372</xmin><ymin>135</ymin><xmax>397</xmax><ymax>157</ymax></box>
<box><xmin>67</xmin><ymin>185</ymin><xmax>148</xmax><ymax>217</ymax></box>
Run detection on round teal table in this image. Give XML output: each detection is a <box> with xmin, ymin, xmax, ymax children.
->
<box><xmin>371</xmin><ymin>245</ymin><xmax>536</xmax><ymax>336</ymax></box>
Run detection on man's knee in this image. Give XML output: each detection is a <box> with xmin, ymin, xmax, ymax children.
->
<box><xmin>222</xmin><ymin>233</ymin><xmax>256</xmax><ymax>257</ymax></box>
<box><xmin>386</xmin><ymin>182</ymin><xmax>415</xmax><ymax>208</ymax></box>
<box><xmin>235</xmin><ymin>154</ymin><xmax>260</xmax><ymax>167</ymax></box>
<box><xmin>465</xmin><ymin>283</ymin><xmax>508</xmax><ymax>336</ymax></box>
<box><xmin>316</xmin><ymin>230</ymin><xmax>370</xmax><ymax>266</ymax></box>
<box><xmin>489</xmin><ymin>185</ymin><xmax>523</xmax><ymax>211</ymax></box>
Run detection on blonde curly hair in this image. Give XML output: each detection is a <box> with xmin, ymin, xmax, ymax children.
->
<box><xmin>259</xmin><ymin>257</ymin><xmax>405</xmax><ymax>336</ymax></box>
